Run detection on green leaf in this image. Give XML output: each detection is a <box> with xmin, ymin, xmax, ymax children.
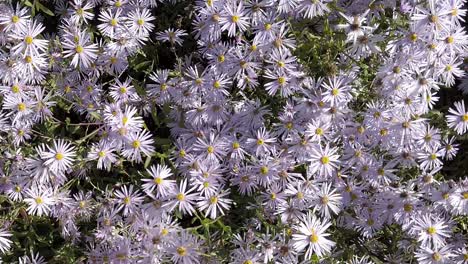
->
<box><xmin>89</xmin><ymin>111</ymin><xmax>102</xmax><ymax>121</ymax></box>
<box><xmin>35</xmin><ymin>1</ymin><xmax>54</xmax><ymax>16</ymax></box>
<box><xmin>23</xmin><ymin>0</ymin><xmax>33</xmax><ymax>8</ymax></box>
<box><xmin>133</xmin><ymin>60</ymin><xmax>152</xmax><ymax>71</ymax></box>
<box><xmin>144</xmin><ymin>156</ymin><xmax>151</xmax><ymax>169</ymax></box>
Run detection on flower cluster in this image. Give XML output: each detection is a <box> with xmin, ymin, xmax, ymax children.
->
<box><xmin>0</xmin><ymin>0</ymin><xmax>467</xmax><ymax>263</ymax></box>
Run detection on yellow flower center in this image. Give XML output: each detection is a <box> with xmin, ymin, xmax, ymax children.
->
<box><xmin>35</xmin><ymin>197</ymin><xmax>43</xmax><ymax>204</ymax></box>
<box><xmin>297</xmin><ymin>192</ymin><xmax>304</xmax><ymax>199</ymax></box>
<box><xmin>179</xmin><ymin>150</ymin><xmax>186</xmax><ymax>158</ymax></box>
<box><xmin>430</xmin><ymin>154</ymin><xmax>437</xmax><ymax>160</ymax></box>
<box><xmin>320</xmin><ymin>156</ymin><xmax>330</xmax><ymax>164</ymax></box>
<box><xmin>278</xmin><ymin>76</ymin><xmax>286</xmax><ymax>85</ymax></box>
<box><xmin>218</xmin><ymin>55</ymin><xmax>225</xmax><ymax>62</ymax></box>
<box><xmin>76</xmin><ymin>45</ymin><xmax>84</xmax><ymax>54</ymax></box>
<box><xmin>210</xmin><ymin>196</ymin><xmax>218</xmax><ymax>204</ymax></box>
<box><xmin>25</xmin><ymin>56</ymin><xmax>32</xmax><ymax>63</ymax></box>
<box><xmin>55</xmin><ymin>153</ymin><xmax>64</xmax><ymax>160</ymax></box>
<box><xmin>357</xmin><ymin>126</ymin><xmax>365</xmax><ymax>134</ymax></box>
<box><xmin>98</xmin><ymin>151</ymin><xmax>106</xmax><ymax>157</ymax></box>
<box><xmin>154</xmin><ymin>177</ymin><xmax>163</xmax><ymax>185</ymax></box>
<box><xmin>427</xmin><ymin>226</ymin><xmax>436</xmax><ymax>235</ymax></box>
<box><xmin>213</xmin><ymin>81</ymin><xmax>221</xmax><ymax>88</ymax></box>
<box><xmin>403</xmin><ymin>203</ymin><xmax>413</xmax><ymax>212</ymax></box>
<box><xmin>137</xmin><ymin>19</ymin><xmax>145</xmax><ymax>26</ymax></box>
<box><xmin>11</xmin><ymin>85</ymin><xmax>20</xmax><ymax>93</ymax></box>
<box><xmin>25</xmin><ymin>36</ymin><xmax>33</xmax><ymax>45</ymax></box>
<box><xmin>121</xmin><ymin>116</ymin><xmax>128</xmax><ymax>125</ymax></box>
<box><xmin>321</xmin><ymin>196</ymin><xmax>329</xmax><ymax>204</ymax></box>
<box><xmin>315</xmin><ymin>127</ymin><xmax>323</xmax><ymax>135</ymax></box>
<box><xmin>309</xmin><ymin>232</ymin><xmax>319</xmax><ymax>243</ymax></box>
<box><xmin>231</xmin><ymin>15</ymin><xmax>239</xmax><ymax>23</ymax></box>
<box><xmin>378</xmin><ymin>168</ymin><xmax>385</xmax><ymax>176</ymax></box>
<box><xmin>115</xmin><ymin>1</ymin><xmax>122</xmax><ymax>7</ymax></box>
<box><xmin>462</xmin><ymin>114</ymin><xmax>468</xmax><ymax>122</ymax></box>
<box><xmin>132</xmin><ymin>140</ymin><xmax>141</xmax><ymax>148</ymax></box>
<box><xmin>119</xmin><ymin>87</ymin><xmax>127</xmax><ymax>94</ymax></box>
<box><xmin>207</xmin><ymin>146</ymin><xmax>214</xmax><ymax>153</ymax></box>
<box><xmin>17</xmin><ymin>103</ymin><xmax>26</xmax><ymax>112</ymax></box>
<box><xmin>331</xmin><ymin>88</ymin><xmax>339</xmax><ymax>96</ymax></box>
<box><xmin>232</xmin><ymin>141</ymin><xmax>240</xmax><ymax>149</ymax></box>
<box><xmin>176</xmin><ymin>247</ymin><xmax>187</xmax><ymax>256</ymax></box>
<box><xmin>380</xmin><ymin>128</ymin><xmax>388</xmax><ymax>136</ymax></box>
<box><xmin>238</xmin><ymin>59</ymin><xmax>253</xmax><ymax>69</ymax></box>
<box><xmin>176</xmin><ymin>193</ymin><xmax>185</xmax><ymax>201</ymax></box>
<box><xmin>260</xmin><ymin>166</ymin><xmax>269</xmax><ymax>175</ymax></box>
<box><xmin>11</xmin><ymin>15</ymin><xmax>19</xmax><ymax>23</ymax></box>
<box><xmin>110</xmin><ymin>19</ymin><xmax>118</xmax><ymax>26</ymax></box>
<box><xmin>256</xmin><ymin>139</ymin><xmax>264</xmax><ymax>145</ymax></box>
<box><xmin>432</xmin><ymin>252</ymin><xmax>441</xmax><ymax>261</ymax></box>
<box><xmin>446</xmin><ymin>36</ymin><xmax>454</xmax><ymax>44</ymax></box>
<box><xmin>123</xmin><ymin>197</ymin><xmax>131</xmax><ymax>204</ymax></box>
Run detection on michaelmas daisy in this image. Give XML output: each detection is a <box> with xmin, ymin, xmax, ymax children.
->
<box><xmin>447</xmin><ymin>101</ymin><xmax>468</xmax><ymax>135</ymax></box>
<box><xmin>292</xmin><ymin>212</ymin><xmax>335</xmax><ymax>258</ymax></box>
<box><xmin>41</xmin><ymin>140</ymin><xmax>76</xmax><ymax>174</ymax></box>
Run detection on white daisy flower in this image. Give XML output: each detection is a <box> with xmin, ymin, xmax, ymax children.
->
<box><xmin>24</xmin><ymin>186</ymin><xmax>54</xmax><ymax>217</ymax></box>
<box><xmin>447</xmin><ymin>101</ymin><xmax>468</xmax><ymax>135</ymax></box>
<box><xmin>41</xmin><ymin>140</ymin><xmax>76</xmax><ymax>173</ymax></box>
<box><xmin>309</xmin><ymin>144</ymin><xmax>340</xmax><ymax>178</ymax></box>
<box><xmin>0</xmin><ymin>228</ymin><xmax>12</xmax><ymax>254</ymax></box>
<box><xmin>292</xmin><ymin>212</ymin><xmax>335</xmax><ymax>259</ymax></box>
<box><xmin>142</xmin><ymin>164</ymin><xmax>176</xmax><ymax>198</ymax></box>
<box><xmin>412</xmin><ymin>214</ymin><xmax>451</xmax><ymax>248</ymax></box>
<box><xmin>197</xmin><ymin>190</ymin><xmax>232</xmax><ymax>219</ymax></box>
<box><xmin>121</xmin><ymin>130</ymin><xmax>155</xmax><ymax>163</ymax></box>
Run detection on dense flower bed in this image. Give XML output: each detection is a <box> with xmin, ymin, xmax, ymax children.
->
<box><xmin>0</xmin><ymin>0</ymin><xmax>467</xmax><ymax>263</ymax></box>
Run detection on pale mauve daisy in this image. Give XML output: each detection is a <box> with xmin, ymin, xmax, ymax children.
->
<box><xmin>309</xmin><ymin>144</ymin><xmax>340</xmax><ymax>178</ymax></box>
<box><xmin>142</xmin><ymin>164</ymin><xmax>176</xmax><ymax>198</ymax></box>
<box><xmin>292</xmin><ymin>212</ymin><xmax>335</xmax><ymax>259</ymax></box>
<box><xmin>41</xmin><ymin>139</ymin><xmax>76</xmax><ymax>174</ymax></box>
<box><xmin>24</xmin><ymin>186</ymin><xmax>54</xmax><ymax>217</ymax></box>
<box><xmin>447</xmin><ymin>101</ymin><xmax>468</xmax><ymax>135</ymax></box>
